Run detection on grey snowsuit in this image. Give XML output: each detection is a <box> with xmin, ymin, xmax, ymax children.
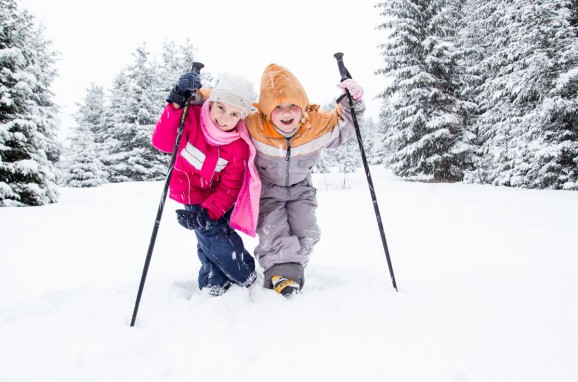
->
<box><xmin>246</xmin><ymin>96</ymin><xmax>365</xmax><ymax>288</ymax></box>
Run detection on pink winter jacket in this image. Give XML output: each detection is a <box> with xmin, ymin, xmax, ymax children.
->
<box><xmin>152</xmin><ymin>104</ymin><xmax>249</xmax><ymax>222</ymax></box>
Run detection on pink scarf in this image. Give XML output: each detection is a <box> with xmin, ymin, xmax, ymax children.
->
<box><xmin>200</xmin><ymin>102</ymin><xmax>261</xmax><ymax>237</ymax></box>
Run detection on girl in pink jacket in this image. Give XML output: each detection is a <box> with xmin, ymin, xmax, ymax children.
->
<box><xmin>152</xmin><ymin>72</ymin><xmax>261</xmax><ymax>296</ymax></box>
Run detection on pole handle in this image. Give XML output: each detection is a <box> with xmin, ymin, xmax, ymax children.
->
<box><xmin>186</xmin><ymin>62</ymin><xmax>204</xmax><ymax>102</ymax></box>
<box><xmin>333</xmin><ymin>52</ymin><xmax>352</xmax><ymax>81</ymax></box>
<box><xmin>191</xmin><ymin>61</ymin><xmax>204</xmax><ymax>74</ymax></box>
<box><xmin>334</xmin><ymin>53</ymin><xmax>352</xmax><ymax>103</ymax></box>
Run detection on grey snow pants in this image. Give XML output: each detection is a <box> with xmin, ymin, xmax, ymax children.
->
<box><xmin>255</xmin><ymin>178</ymin><xmax>321</xmax><ymax>289</ymax></box>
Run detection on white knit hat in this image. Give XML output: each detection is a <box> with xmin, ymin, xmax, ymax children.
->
<box><xmin>208</xmin><ymin>72</ymin><xmax>255</xmax><ymax>117</ymax></box>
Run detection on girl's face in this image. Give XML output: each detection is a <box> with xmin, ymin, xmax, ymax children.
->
<box><xmin>209</xmin><ymin>102</ymin><xmax>243</xmax><ymax>132</ymax></box>
<box><xmin>270</xmin><ymin>103</ymin><xmax>302</xmax><ymax>133</ymax></box>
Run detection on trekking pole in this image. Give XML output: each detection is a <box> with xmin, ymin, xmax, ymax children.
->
<box><xmin>130</xmin><ymin>62</ymin><xmax>204</xmax><ymax>327</ymax></box>
<box><xmin>333</xmin><ymin>52</ymin><xmax>398</xmax><ymax>292</ymax></box>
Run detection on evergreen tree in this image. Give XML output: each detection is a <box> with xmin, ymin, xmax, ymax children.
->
<box><xmin>336</xmin><ymin>139</ymin><xmax>360</xmax><ymax>189</ymax></box>
<box><xmin>160</xmin><ymin>39</ymin><xmax>196</xmax><ymax>91</ymax></box>
<box><xmin>1</xmin><ymin>0</ymin><xmax>60</xmax><ymax>206</ymax></box>
<box><xmin>372</xmin><ymin>99</ymin><xmax>396</xmax><ymax>165</ymax></box>
<box><xmin>99</xmin><ymin>69</ymin><xmax>127</xmax><ymax>181</ymax></box>
<box><xmin>82</xmin><ymin>84</ymin><xmax>107</xmax><ymax>145</ymax></box>
<box><xmin>463</xmin><ymin>0</ymin><xmax>578</xmax><ymax>189</ymax></box>
<box><xmin>27</xmin><ymin>25</ymin><xmax>61</xmax><ymax>166</ymax></box>
<box><xmin>61</xmin><ymin>125</ymin><xmax>105</xmax><ymax>188</ymax></box>
<box><xmin>160</xmin><ymin>39</ymin><xmax>216</xmax><ymax>95</ymax></box>
<box><xmin>101</xmin><ymin>45</ymin><xmax>168</xmax><ymax>182</ymax></box>
<box><xmin>375</xmin><ymin>0</ymin><xmax>476</xmax><ymax>182</ymax></box>
<box><xmin>61</xmin><ymin>85</ymin><xmax>106</xmax><ymax>187</ymax></box>
<box><xmin>568</xmin><ymin>0</ymin><xmax>578</xmax><ymax>30</ymax></box>
<box><xmin>361</xmin><ymin>116</ymin><xmax>386</xmax><ymax>165</ymax></box>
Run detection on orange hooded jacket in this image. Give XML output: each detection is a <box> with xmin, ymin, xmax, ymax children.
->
<box><xmin>246</xmin><ymin>63</ymin><xmax>361</xmax><ymax>187</ymax></box>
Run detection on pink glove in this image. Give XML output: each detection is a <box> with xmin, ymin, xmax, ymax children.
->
<box><xmin>337</xmin><ymin>78</ymin><xmax>364</xmax><ymax>101</ymax></box>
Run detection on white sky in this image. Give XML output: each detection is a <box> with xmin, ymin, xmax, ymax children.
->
<box><xmin>19</xmin><ymin>0</ymin><xmax>387</xmax><ymax>137</ymax></box>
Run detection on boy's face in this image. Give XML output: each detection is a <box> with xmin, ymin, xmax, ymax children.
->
<box><xmin>209</xmin><ymin>101</ymin><xmax>243</xmax><ymax>132</ymax></box>
<box><xmin>270</xmin><ymin>103</ymin><xmax>302</xmax><ymax>133</ymax></box>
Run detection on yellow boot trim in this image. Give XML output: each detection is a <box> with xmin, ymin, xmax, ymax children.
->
<box><xmin>272</xmin><ymin>275</ymin><xmax>299</xmax><ymax>294</ymax></box>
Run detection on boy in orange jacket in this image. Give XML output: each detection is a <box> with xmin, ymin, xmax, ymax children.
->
<box><xmin>246</xmin><ymin>64</ymin><xmax>364</xmax><ymax>297</ymax></box>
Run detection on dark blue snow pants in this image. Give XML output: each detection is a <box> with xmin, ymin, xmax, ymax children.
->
<box><xmin>185</xmin><ymin>205</ymin><xmax>256</xmax><ymax>296</ymax></box>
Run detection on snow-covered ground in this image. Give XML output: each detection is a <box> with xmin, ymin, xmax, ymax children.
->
<box><xmin>1</xmin><ymin>167</ymin><xmax>577</xmax><ymax>382</ymax></box>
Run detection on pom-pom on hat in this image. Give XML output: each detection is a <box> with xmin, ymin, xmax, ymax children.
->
<box><xmin>254</xmin><ymin>63</ymin><xmax>310</xmax><ymax>119</ymax></box>
<box><xmin>208</xmin><ymin>72</ymin><xmax>255</xmax><ymax>117</ymax></box>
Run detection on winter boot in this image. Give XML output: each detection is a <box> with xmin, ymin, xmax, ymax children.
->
<box><xmin>271</xmin><ymin>275</ymin><xmax>300</xmax><ymax>298</ymax></box>
<box><xmin>201</xmin><ymin>283</ymin><xmax>230</xmax><ymax>297</ymax></box>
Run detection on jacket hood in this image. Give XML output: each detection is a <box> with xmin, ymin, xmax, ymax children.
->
<box><xmin>254</xmin><ymin>64</ymin><xmax>309</xmax><ymax>119</ymax></box>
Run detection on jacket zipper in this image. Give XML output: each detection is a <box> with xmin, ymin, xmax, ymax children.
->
<box><xmin>285</xmin><ymin>137</ymin><xmax>292</xmax><ymax>187</ymax></box>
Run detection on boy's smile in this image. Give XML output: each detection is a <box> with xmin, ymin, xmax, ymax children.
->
<box><xmin>270</xmin><ymin>103</ymin><xmax>302</xmax><ymax>133</ymax></box>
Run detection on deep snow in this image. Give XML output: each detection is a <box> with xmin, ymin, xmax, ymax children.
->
<box><xmin>1</xmin><ymin>167</ymin><xmax>577</xmax><ymax>382</ymax></box>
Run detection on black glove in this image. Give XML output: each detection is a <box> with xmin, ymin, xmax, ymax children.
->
<box><xmin>166</xmin><ymin>71</ymin><xmax>202</xmax><ymax>107</ymax></box>
<box><xmin>176</xmin><ymin>209</ymin><xmax>199</xmax><ymax>230</ymax></box>
<box><xmin>176</xmin><ymin>208</ymin><xmax>213</xmax><ymax>230</ymax></box>
<box><xmin>196</xmin><ymin>209</ymin><xmax>214</xmax><ymax>229</ymax></box>
<box><xmin>178</xmin><ymin>71</ymin><xmax>202</xmax><ymax>92</ymax></box>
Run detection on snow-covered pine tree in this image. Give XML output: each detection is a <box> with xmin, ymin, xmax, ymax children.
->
<box><xmin>159</xmin><ymin>40</ymin><xmax>195</xmax><ymax>82</ymax></box>
<box><xmin>160</xmin><ymin>39</ymin><xmax>196</xmax><ymax>89</ymax></box>
<box><xmin>61</xmin><ymin>125</ymin><xmax>105</xmax><ymax>188</ymax></box>
<box><xmin>375</xmin><ymin>0</ymin><xmax>476</xmax><ymax>182</ymax></box>
<box><xmin>82</xmin><ymin>84</ymin><xmax>108</xmax><ymax>146</ymax></box>
<box><xmin>27</xmin><ymin>23</ymin><xmax>61</xmax><ymax>167</ymax></box>
<box><xmin>1</xmin><ymin>0</ymin><xmax>60</xmax><ymax>206</ymax></box>
<box><xmin>159</xmin><ymin>39</ymin><xmax>216</xmax><ymax>96</ymax></box>
<box><xmin>361</xmin><ymin>116</ymin><xmax>386</xmax><ymax>165</ymax></box>
<box><xmin>568</xmin><ymin>0</ymin><xmax>578</xmax><ymax>30</ymax></box>
<box><xmin>336</xmin><ymin>139</ymin><xmax>361</xmax><ymax>189</ymax></box>
<box><xmin>101</xmin><ymin>45</ymin><xmax>168</xmax><ymax>183</ymax></box>
<box><xmin>99</xmin><ymin>69</ymin><xmax>127</xmax><ymax>181</ymax></box>
<box><xmin>372</xmin><ymin>99</ymin><xmax>396</xmax><ymax>166</ymax></box>
<box><xmin>463</xmin><ymin>0</ymin><xmax>578</xmax><ymax>190</ymax></box>
<box><xmin>61</xmin><ymin>84</ymin><xmax>106</xmax><ymax>187</ymax></box>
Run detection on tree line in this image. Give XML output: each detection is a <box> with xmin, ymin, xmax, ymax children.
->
<box><xmin>58</xmin><ymin>41</ymin><xmax>214</xmax><ymax>188</ymax></box>
<box><xmin>376</xmin><ymin>0</ymin><xmax>577</xmax><ymax>189</ymax></box>
<box><xmin>2</xmin><ymin>0</ymin><xmax>577</xmax><ymax>207</ymax></box>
